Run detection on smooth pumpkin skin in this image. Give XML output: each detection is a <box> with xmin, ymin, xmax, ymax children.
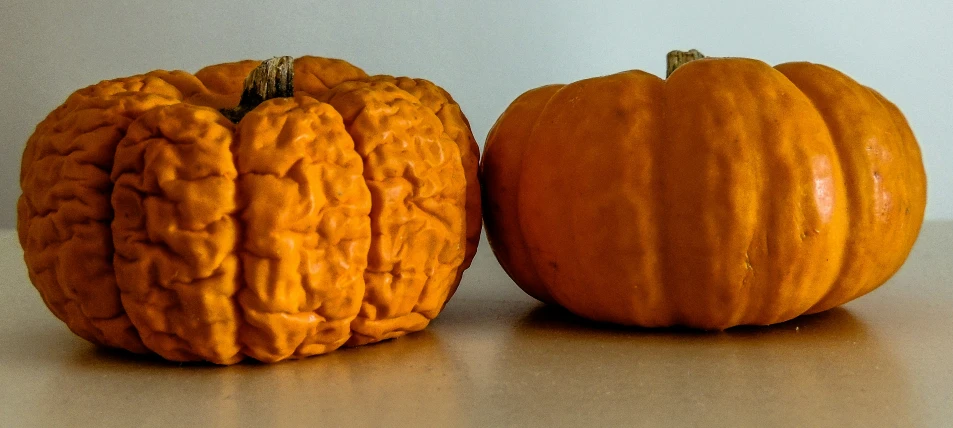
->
<box><xmin>18</xmin><ymin>56</ymin><xmax>480</xmax><ymax>363</ymax></box>
<box><xmin>483</xmin><ymin>58</ymin><xmax>925</xmax><ymax>329</ymax></box>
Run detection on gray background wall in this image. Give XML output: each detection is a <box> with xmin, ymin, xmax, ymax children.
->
<box><xmin>2</xmin><ymin>0</ymin><xmax>950</xmax><ymax>227</ymax></box>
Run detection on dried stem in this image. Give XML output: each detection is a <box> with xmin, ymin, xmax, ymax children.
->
<box><xmin>666</xmin><ymin>49</ymin><xmax>705</xmax><ymax>78</ymax></box>
<box><xmin>220</xmin><ymin>56</ymin><xmax>295</xmax><ymax>122</ymax></box>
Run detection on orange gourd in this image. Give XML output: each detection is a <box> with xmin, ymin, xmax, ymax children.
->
<box><xmin>482</xmin><ymin>50</ymin><xmax>925</xmax><ymax>329</ymax></box>
<box><xmin>19</xmin><ymin>56</ymin><xmax>481</xmax><ymax>364</ymax></box>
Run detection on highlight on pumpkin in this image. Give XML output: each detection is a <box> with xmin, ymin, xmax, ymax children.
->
<box><xmin>17</xmin><ymin>55</ymin><xmax>482</xmax><ymax>364</ymax></box>
<box><xmin>481</xmin><ymin>49</ymin><xmax>926</xmax><ymax>329</ymax></box>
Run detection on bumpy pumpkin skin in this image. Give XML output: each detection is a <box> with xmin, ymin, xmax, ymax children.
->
<box><xmin>482</xmin><ymin>58</ymin><xmax>926</xmax><ymax>329</ymax></box>
<box><xmin>18</xmin><ymin>56</ymin><xmax>481</xmax><ymax>364</ymax></box>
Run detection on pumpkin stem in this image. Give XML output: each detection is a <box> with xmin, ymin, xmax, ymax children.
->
<box><xmin>666</xmin><ymin>49</ymin><xmax>705</xmax><ymax>78</ymax></box>
<box><xmin>220</xmin><ymin>56</ymin><xmax>295</xmax><ymax>122</ymax></box>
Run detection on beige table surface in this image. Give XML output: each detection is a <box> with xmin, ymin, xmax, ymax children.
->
<box><xmin>1</xmin><ymin>222</ymin><xmax>951</xmax><ymax>427</ymax></box>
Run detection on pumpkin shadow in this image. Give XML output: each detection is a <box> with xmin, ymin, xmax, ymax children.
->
<box><xmin>22</xmin><ymin>329</ymin><xmax>472</xmax><ymax>426</ymax></box>
<box><xmin>514</xmin><ymin>303</ymin><xmax>859</xmax><ymax>337</ymax></box>
<box><xmin>81</xmin><ymin>345</ymin><xmax>212</xmax><ymax>368</ymax></box>
<box><xmin>480</xmin><ymin>303</ymin><xmax>920</xmax><ymax>427</ymax></box>
<box><xmin>68</xmin><ymin>326</ymin><xmax>447</xmax><ymax>367</ymax></box>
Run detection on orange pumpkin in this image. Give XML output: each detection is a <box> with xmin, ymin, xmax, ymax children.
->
<box><xmin>18</xmin><ymin>56</ymin><xmax>481</xmax><ymax>364</ymax></box>
<box><xmin>482</xmin><ymin>50</ymin><xmax>925</xmax><ymax>329</ymax></box>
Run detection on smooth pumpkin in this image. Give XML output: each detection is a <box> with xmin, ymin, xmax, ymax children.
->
<box><xmin>482</xmin><ymin>50</ymin><xmax>926</xmax><ymax>329</ymax></box>
<box><xmin>18</xmin><ymin>56</ymin><xmax>481</xmax><ymax>364</ymax></box>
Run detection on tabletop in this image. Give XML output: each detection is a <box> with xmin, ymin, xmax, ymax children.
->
<box><xmin>1</xmin><ymin>222</ymin><xmax>951</xmax><ymax>427</ymax></box>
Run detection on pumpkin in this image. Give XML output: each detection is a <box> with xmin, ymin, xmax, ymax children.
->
<box><xmin>18</xmin><ymin>56</ymin><xmax>481</xmax><ymax>364</ymax></box>
<box><xmin>482</xmin><ymin>50</ymin><xmax>925</xmax><ymax>329</ymax></box>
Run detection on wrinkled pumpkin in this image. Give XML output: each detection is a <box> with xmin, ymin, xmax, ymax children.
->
<box><xmin>19</xmin><ymin>56</ymin><xmax>481</xmax><ymax>364</ymax></box>
<box><xmin>482</xmin><ymin>50</ymin><xmax>925</xmax><ymax>329</ymax></box>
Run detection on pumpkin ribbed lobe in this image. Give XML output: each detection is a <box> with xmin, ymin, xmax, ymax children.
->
<box><xmin>111</xmin><ymin>104</ymin><xmax>242</xmax><ymax>364</ymax></box>
<box><xmin>232</xmin><ymin>96</ymin><xmax>371</xmax><ymax>362</ymax></box>
<box><xmin>776</xmin><ymin>63</ymin><xmax>927</xmax><ymax>314</ymax></box>
<box><xmin>482</xmin><ymin>84</ymin><xmax>563</xmax><ymax>304</ymax></box>
<box><xmin>518</xmin><ymin>71</ymin><xmax>671</xmax><ymax>326</ymax></box>
<box><xmin>17</xmin><ymin>85</ymin><xmax>188</xmax><ymax>354</ymax></box>
<box><xmin>319</xmin><ymin>80</ymin><xmax>467</xmax><ymax>346</ymax></box>
<box><xmin>368</xmin><ymin>76</ymin><xmax>483</xmax><ymax>294</ymax></box>
<box><xmin>661</xmin><ymin>59</ymin><xmax>848</xmax><ymax>328</ymax></box>
<box><xmin>867</xmin><ymin>88</ymin><xmax>928</xmax><ymax>275</ymax></box>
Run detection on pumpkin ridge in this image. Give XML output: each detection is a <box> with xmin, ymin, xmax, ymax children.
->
<box><xmin>656</xmin><ymin>71</ymin><xmax>678</xmax><ymax>326</ymax></box>
<box><xmin>228</xmin><ymin>112</ymin><xmax>248</xmax><ymax>362</ymax></box>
